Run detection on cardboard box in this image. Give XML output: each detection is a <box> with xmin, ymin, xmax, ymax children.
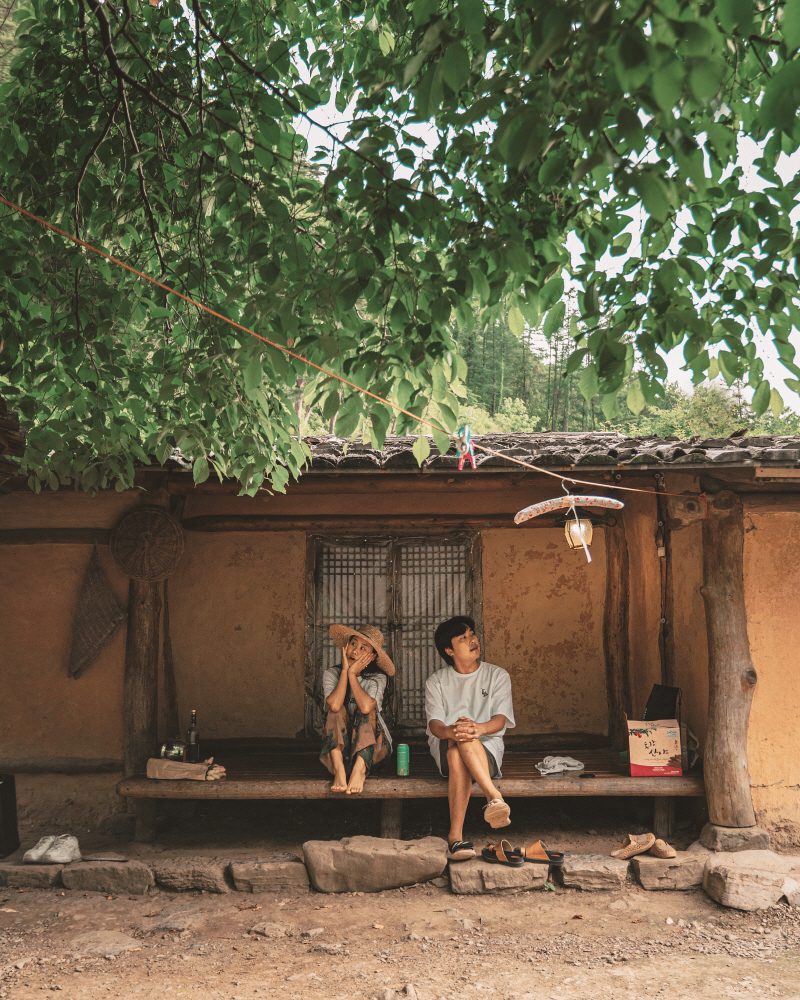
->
<box><xmin>627</xmin><ymin>719</ymin><xmax>682</xmax><ymax>776</ymax></box>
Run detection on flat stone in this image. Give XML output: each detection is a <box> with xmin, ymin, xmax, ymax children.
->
<box><xmin>700</xmin><ymin>823</ymin><xmax>771</xmax><ymax>852</ymax></box>
<box><xmin>0</xmin><ymin>863</ymin><xmax>64</xmax><ymax>889</ymax></box>
<box><xmin>230</xmin><ymin>854</ymin><xmax>309</xmax><ymax>894</ymax></box>
<box><xmin>141</xmin><ymin>909</ymin><xmax>205</xmax><ymax>932</ymax></box>
<box><xmin>559</xmin><ymin>853</ymin><xmax>629</xmax><ymax>891</ymax></box>
<box><xmin>303</xmin><ymin>836</ymin><xmax>447</xmax><ymax>893</ymax></box>
<box><xmin>153</xmin><ymin>858</ymin><xmax>230</xmax><ymax>893</ymax></box>
<box><xmin>250</xmin><ymin>921</ymin><xmax>294</xmax><ymax>938</ymax></box>
<box><xmin>448</xmin><ymin>858</ymin><xmax>548</xmax><ymax>895</ymax></box>
<box><xmin>631</xmin><ymin>852</ymin><xmax>706</xmax><ymax>890</ymax></box>
<box><xmin>61</xmin><ymin>860</ymin><xmax>154</xmax><ymax>895</ymax></box>
<box><xmin>703</xmin><ymin>850</ymin><xmax>800</xmax><ymax>911</ymax></box>
<box><xmin>686</xmin><ymin>840</ymin><xmax>713</xmax><ymax>855</ymax></box>
<box><xmin>69</xmin><ymin>931</ymin><xmax>142</xmax><ymax>956</ymax></box>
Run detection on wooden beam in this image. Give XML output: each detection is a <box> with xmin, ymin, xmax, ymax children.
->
<box><xmin>0</xmin><ymin>528</ymin><xmax>112</xmax><ymax>545</ymax></box>
<box><xmin>701</xmin><ymin>491</ymin><xmax>758</xmax><ymax>828</ymax></box>
<box><xmin>123</xmin><ymin>579</ymin><xmax>162</xmax><ymax>778</ymax></box>
<box><xmin>181</xmin><ymin>513</ymin><xmax>618</xmax><ymax>533</ymax></box>
<box><xmin>160</xmin><ymin>579</ymin><xmax>179</xmax><ymax>742</ymax></box>
<box><xmin>603</xmin><ymin>523</ymin><xmax>632</xmax><ymax>748</ymax></box>
<box><xmin>743</xmin><ymin>494</ymin><xmax>800</xmax><ymax>512</ymax></box>
<box><xmin>380</xmin><ymin>800</ymin><xmax>403</xmax><ymax>838</ymax></box>
<box><xmin>117</xmin><ymin>773</ymin><xmax>705</xmax><ymax>799</ymax></box>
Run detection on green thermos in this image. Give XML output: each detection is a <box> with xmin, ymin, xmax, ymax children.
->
<box><xmin>396</xmin><ymin>744</ymin><xmax>410</xmax><ymax>776</ymax></box>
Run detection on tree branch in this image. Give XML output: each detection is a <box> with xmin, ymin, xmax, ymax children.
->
<box><xmin>82</xmin><ymin>0</ymin><xmax>193</xmax><ymax>137</ymax></box>
<box><xmin>117</xmin><ymin>76</ymin><xmax>167</xmax><ymax>276</ymax></box>
<box><xmin>74</xmin><ymin>95</ymin><xmax>121</xmax><ymax>237</ymax></box>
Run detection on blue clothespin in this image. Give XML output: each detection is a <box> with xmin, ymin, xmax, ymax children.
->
<box><xmin>456</xmin><ymin>424</ymin><xmax>476</xmax><ymax>471</ymax></box>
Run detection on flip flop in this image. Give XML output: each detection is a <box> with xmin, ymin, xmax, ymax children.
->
<box><xmin>447</xmin><ymin>841</ymin><xmax>476</xmax><ymax>861</ymax></box>
<box><xmin>610</xmin><ymin>832</ymin><xmax>656</xmax><ymax>860</ymax></box>
<box><xmin>483</xmin><ymin>798</ymin><xmax>511</xmax><ymax>828</ymax></box>
<box><xmin>511</xmin><ymin>841</ymin><xmax>565</xmax><ymax>867</ymax></box>
<box><xmin>481</xmin><ymin>840</ymin><xmax>524</xmax><ymax>867</ymax></box>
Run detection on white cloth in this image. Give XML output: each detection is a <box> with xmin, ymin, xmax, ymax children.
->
<box><xmin>425</xmin><ymin>661</ymin><xmax>515</xmax><ymax>776</ymax></box>
<box><xmin>321</xmin><ymin>667</ymin><xmax>392</xmax><ymax>752</ymax></box>
<box><xmin>535</xmin><ymin>756</ymin><xmax>584</xmax><ymax>775</ymax></box>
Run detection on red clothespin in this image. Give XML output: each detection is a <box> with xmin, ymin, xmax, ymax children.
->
<box><xmin>456</xmin><ymin>424</ymin><xmax>476</xmax><ymax>471</ymax></box>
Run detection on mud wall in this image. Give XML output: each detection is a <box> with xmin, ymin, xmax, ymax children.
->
<box><xmin>481</xmin><ymin>528</ymin><xmax>608</xmax><ymax>734</ymax></box>
<box><xmin>168</xmin><ymin>531</ymin><xmax>307</xmax><ymax>739</ymax></box>
<box><xmin>743</xmin><ymin>508</ymin><xmax>800</xmax><ymax>847</ymax></box>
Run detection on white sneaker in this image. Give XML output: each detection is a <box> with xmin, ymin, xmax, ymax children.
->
<box><xmin>23</xmin><ymin>835</ymin><xmax>56</xmax><ymax>863</ymax></box>
<box><xmin>40</xmin><ymin>835</ymin><xmax>81</xmax><ymax>864</ymax></box>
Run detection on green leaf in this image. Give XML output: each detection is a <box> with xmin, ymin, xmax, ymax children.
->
<box><xmin>469</xmin><ymin>267</ymin><xmax>490</xmax><ymax>305</ymax></box>
<box><xmin>579</xmin><ymin>364</ymin><xmax>600</xmax><ymax>402</ymax></box>
<box><xmin>538</xmin><ymin>148</ymin><xmax>568</xmax><ymax>187</ymax></box>
<box><xmin>442</xmin><ymin>43</ymin><xmax>470</xmax><ymax>93</ymax></box>
<box><xmin>159</xmin><ymin>17</ymin><xmax>173</xmax><ymax>33</ymax></box>
<box><xmin>508</xmin><ymin>305</ymin><xmax>524</xmax><ymax>338</ymax></box>
<box><xmin>626</xmin><ymin>379</ymin><xmax>645</xmax><ymax>415</ymax></box>
<box><xmin>751</xmin><ymin>379</ymin><xmax>771</xmax><ymax>416</ymax></box>
<box><xmin>396</xmin><ymin>379</ymin><xmax>415</xmax><ymax>410</ymax></box>
<box><xmin>412</xmin><ymin>434</ymin><xmax>431</xmax><ymax>465</ymax></box>
<box><xmin>543</xmin><ymin>301</ymin><xmax>566</xmax><ymax>338</ymax></box>
<box><xmin>785</xmin><ymin>0</ymin><xmax>800</xmax><ymax>49</ymax></box>
<box><xmin>379</xmin><ymin>29</ymin><xmax>395</xmax><ymax>55</ymax></box>
<box><xmin>716</xmin><ymin>0</ymin><xmax>753</xmax><ymax>33</ymax></box>
<box><xmin>244</xmin><ymin>356</ymin><xmax>262</xmax><ymax>393</ymax></box>
<box><xmin>633</xmin><ymin>174</ymin><xmax>671</xmax><ymax>223</ymax></box>
<box><xmin>770</xmin><ymin>388</ymin><xmax>784</xmax><ymax>418</ymax></box>
<box><xmin>601</xmin><ymin>391</ymin><xmax>620</xmax><ymax>420</ymax></box>
<box><xmin>458</xmin><ymin>0</ymin><xmax>485</xmax><ymax>34</ymax></box>
<box><xmin>193</xmin><ymin>456</ymin><xmax>210</xmax><ymax>484</ymax></box>
<box><xmin>432</xmin><ymin>426</ymin><xmax>451</xmax><ymax>457</ymax></box>
<box><xmin>761</xmin><ymin>62</ymin><xmax>800</xmax><ymax>132</ymax></box>
<box><xmin>708</xmin><ymin>356</ymin><xmax>720</xmax><ymax>379</ymax></box>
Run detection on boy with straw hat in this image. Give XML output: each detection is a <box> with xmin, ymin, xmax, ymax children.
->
<box><xmin>321</xmin><ymin>624</ymin><xmax>394</xmax><ymax>795</ymax></box>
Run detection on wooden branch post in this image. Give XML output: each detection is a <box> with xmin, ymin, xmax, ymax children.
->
<box><xmin>603</xmin><ymin>523</ymin><xmax>632</xmax><ymax>748</ymax></box>
<box><xmin>700</xmin><ymin>491</ymin><xmax>768</xmax><ymax>848</ymax></box>
<box><xmin>123</xmin><ymin>578</ymin><xmax>162</xmax><ymax>779</ymax></box>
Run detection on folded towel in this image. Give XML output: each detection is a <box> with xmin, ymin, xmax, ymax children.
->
<box><xmin>535</xmin><ymin>756</ymin><xmax>584</xmax><ymax>775</ymax></box>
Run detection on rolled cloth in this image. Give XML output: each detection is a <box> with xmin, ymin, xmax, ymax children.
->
<box><xmin>535</xmin><ymin>756</ymin><xmax>584</xmax><ymax>775</ymax></box>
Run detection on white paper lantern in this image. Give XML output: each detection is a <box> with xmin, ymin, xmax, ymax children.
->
<box><xmin>564</xmin><ymin>518</ymin><xmax>593</xmax><ymax>550</ymax></box>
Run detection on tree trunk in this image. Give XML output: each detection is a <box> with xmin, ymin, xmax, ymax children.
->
<box><xmin>701</xmin><ymin>491</ymin><xmax>757</xmax><ymax>828</ymax></box>
<box><xmin>603</xmin><ymin>522</ymin><xmax>632</xmax><ymax>748</ymax></box>
<box><xmin>124</xmin><ymin>579</ymin><xmax>162</xmax><ymax>777</ymax></box>
<box><xmin>160</xmin><ymin>578</ymin><xmax>179</xmax><ymax>741</ymax></box>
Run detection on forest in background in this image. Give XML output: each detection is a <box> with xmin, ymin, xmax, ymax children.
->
<box><xmin>304</xmin><ymin>297</ymin><xmax>800</xmax><ymax>440</ymax></box>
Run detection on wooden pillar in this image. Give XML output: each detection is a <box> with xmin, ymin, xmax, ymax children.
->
<box><xmin>160</xmin><ymin>578</ymin><xmax>180</xmax><ymax>740</ymax></box>
<box><xmin>700</xmin><ymin>491</ymin><xmax>758</xmax><ymax>829</ymax></box>
<box><xmin>380</xmin><ymin>800</ymin><xmax>402</xmax><ymax>839</ymax></box>
<box><xmin>603</xmin><ymin>522</ymin><xmax>632</xmax><ymax>748</ymax></box>
<box><xmin>123</xmin><ymin>579</ymin><xmax>162</xmax><ymax>778</ymax></box>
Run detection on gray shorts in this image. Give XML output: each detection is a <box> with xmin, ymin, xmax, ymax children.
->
<box><xmin>438</xmin><ymin>739</ymin><xmax>498</xmax><ymax>778</ymax></box>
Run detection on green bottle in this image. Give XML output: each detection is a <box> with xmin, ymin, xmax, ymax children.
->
<box><xmin>396</xmin><ymin>744</ymin><xmax>409</xmax><ymax>776</ymax></box>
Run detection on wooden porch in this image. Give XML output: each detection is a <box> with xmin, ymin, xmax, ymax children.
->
<box><xmin>117</xmin><ymin>736</ymin><xmax>705</xmax><ymax>842</ymax></box>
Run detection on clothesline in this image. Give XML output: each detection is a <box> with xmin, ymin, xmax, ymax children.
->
<box><xmin>0</xmin><ymin>194</ymin><xmax>703</xmax><ymax>504</ymax></box>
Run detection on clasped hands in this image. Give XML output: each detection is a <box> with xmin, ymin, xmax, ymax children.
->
<box><xmin>451</xmin><ymin>716</ymin><xmax>483</xmax><ymax>743</ymax></box>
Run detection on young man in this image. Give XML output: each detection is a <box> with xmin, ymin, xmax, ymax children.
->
<box><xmin>425</xmin><ymin>616</ymin><xmax>515</xmax><ymax>860</ymax></box>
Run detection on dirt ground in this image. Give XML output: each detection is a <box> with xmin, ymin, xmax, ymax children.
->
<box><xmin>3</xmin><ymin>797</ymin><xmax>800</xmax><ymax>1000</ymax></box>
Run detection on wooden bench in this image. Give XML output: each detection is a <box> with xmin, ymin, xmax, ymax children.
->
<box><xmin>117</xmin><ymin>737</ymin><xmax>705</xmax><ymax>843</ymax></box>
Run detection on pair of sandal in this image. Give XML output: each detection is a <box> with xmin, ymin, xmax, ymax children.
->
<box><xmin>610</xmin><ymin>832</ymin><xmax>677</xmax><ymax>860</ymax></box>
<box><xmin>481</xmin><ymin>839</ymin><xmax>565</xmax><ymax>868</ymax></box>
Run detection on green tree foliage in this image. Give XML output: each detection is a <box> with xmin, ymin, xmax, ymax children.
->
<box><xmin>1</xmin><ymin>0</ymin><xmax>800</xmax><ymax>493</ymax></box>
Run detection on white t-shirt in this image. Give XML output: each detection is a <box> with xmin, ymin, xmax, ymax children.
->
<box><xmin>321</xmin><ymin>667</ymin><xmax>392</xmax><ymax>751</ymax></box>
<box><xmin>425</xmin><ymin>661</ymin><xmax>515</xmax><ymax>775</ymax></box>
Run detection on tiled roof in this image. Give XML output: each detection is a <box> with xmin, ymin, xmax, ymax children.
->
<box><xmin>303</xmin><ymin>432</ymin><xmax>800</xmax><ymax>471</ymax></box>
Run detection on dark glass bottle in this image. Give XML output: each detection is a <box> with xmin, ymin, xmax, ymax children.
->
<box><xmin>185</xmin><ymin>710</ymin><xmax>200</xmax><ymax>763</ymax></box>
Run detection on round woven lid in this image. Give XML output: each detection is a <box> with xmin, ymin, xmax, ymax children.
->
<box><xmin>111</xmin><ymin>506</ymin><xmax>185</xmax><ymax>582</ymax></box>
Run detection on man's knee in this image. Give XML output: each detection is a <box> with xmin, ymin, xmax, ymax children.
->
<box><xmin>447</xmin><ymin>742</ymin><xmax>467</xmax><ymax>774</ymax></box>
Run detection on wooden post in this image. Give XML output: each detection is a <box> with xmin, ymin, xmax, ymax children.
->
<box><xmin>700</xmin><ymin>491</ymin><xmax>760</xmax><ymax>835</ymax></box>
<box><xmin>124</xmin><ymin>579</ymin><xmax>162</xmax><ymax>778</ymax></box>
<box><xmin>603</xmin><ymin>523</ymin><xmax>632</xmax><ymax>748</ymax></box>
<box><xmin>380</xmin><ymin>800</ymin><xmax>402</xmax><ymax>839</ymax></box>
<box><xmin>160</xmin><ymin>578</ymin><xmax>179</xmax><ymax>740</ymax></box>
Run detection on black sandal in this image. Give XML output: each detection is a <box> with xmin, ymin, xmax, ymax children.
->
<box><xmin>447</xmin><ymin>841</ymin><xmax>476</xmax><ymax>861</ymax></box>
<box><xmin>480</xmin><ymin>840</ymin><xmax>525</xmax><ymax>867</ymax></box>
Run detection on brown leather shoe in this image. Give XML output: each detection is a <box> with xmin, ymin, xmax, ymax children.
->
<box><xmin>648</xmin><ymin>838</ymin><xmax>677</xmax><ymax>859</ymax></box>
<box><xmin>610</xmin><ymin>832</ymin><xmax>656</xmax><ymax>859</ymax></box>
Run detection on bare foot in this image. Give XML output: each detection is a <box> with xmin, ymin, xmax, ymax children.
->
<box><xmin>331</xmin><ymin>766</ymin><xmax>348</xmax><ymax>792</ymax></box>
<box><xmin>346</xmin><ymin>758</ymin><xmax>367</xmax><ymax>795</ymax></box>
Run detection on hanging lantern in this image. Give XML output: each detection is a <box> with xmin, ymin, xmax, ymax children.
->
<box><xmin>565</xmin><ymin>518</ymin><xmax>593</xmax><ymax>550</ymax></box>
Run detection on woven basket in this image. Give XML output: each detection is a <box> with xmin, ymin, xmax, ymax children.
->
<box><xmin>111</xmin><ymin>506</ymin><xmax>185</xmax><ymax>582</ymax></box>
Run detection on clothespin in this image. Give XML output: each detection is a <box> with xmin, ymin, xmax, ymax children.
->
<box><xmin>456</xmin><ymin>424</ymin><xmax>476</xmax><ymax>471</ymax></box>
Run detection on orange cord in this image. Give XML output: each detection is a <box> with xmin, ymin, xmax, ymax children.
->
<box><xmin>0</xmin><ymin>194</ymin><xmax>706</xmax><ymax>504</ymax></box>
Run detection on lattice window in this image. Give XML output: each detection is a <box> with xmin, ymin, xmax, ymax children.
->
<box><xmin>306</xmin><ymin>535</ymin><xmax>480</xmax><ymax>732</ymax></box>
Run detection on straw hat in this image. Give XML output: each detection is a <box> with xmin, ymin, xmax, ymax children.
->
<box><xmin>328</xmin><ymin>623</ymin><xmax>395</xmax><ymax>677</ymax></box>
